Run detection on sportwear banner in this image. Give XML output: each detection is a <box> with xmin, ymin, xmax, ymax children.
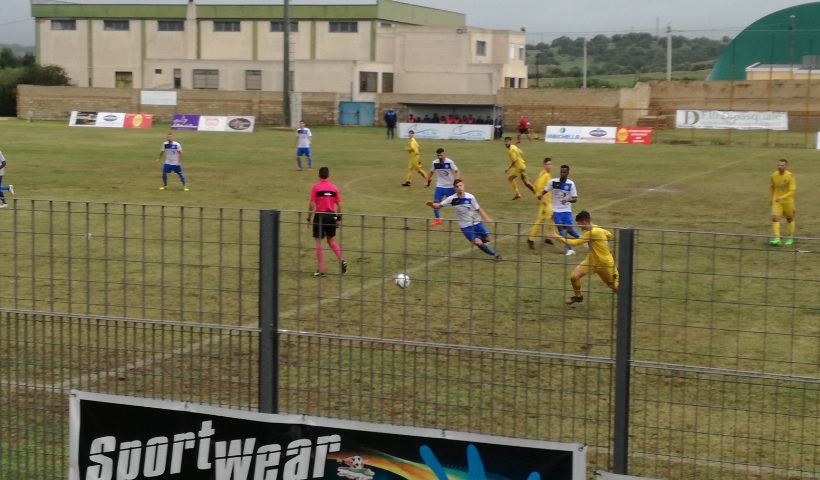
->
<box><xmin>69</xmin><ymin>390</ymin><xmax>586</xmax><ymax>480</ymax></box>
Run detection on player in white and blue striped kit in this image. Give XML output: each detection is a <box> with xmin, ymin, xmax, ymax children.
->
<box><xmin>537</xmin><ymin>164</ymin><xmax>580</xmax><ymax>255</ymax></box>
<box><xmin>427</xmin><ymin>179</ymin><xmax>500</xmax><ymax>260</ymax></box>
<box><xmin>424</xmin><ymin>148</ymin><xmax>459</xmax><ymax>226</ymax></box>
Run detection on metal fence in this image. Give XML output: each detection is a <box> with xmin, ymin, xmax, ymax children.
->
<box><xmin>1</xmin><ymin>200</ymin><xmax>818</xmax><ymax>479</ymax></box>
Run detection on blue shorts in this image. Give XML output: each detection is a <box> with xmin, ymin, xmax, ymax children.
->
<box><xmin>433</xmin><ymin>187</ymin><xmax>456</xmax><ymax>203</ymax></box>
<box><xmin>553</xmin><ymin>211</ymin><xmax>574</xmax><ymax>227</ymax></box>
<box><xmin>460</xmin><ymin>223</ymin><xmax>489</xmax><ymax>242</ymax></box>
<box><xmin>162</xmin><ymin>164</ymin><xmax>183</xmax><ymax>175</ymax></box>
<box><xmin>296</xmin><ymin>147</ymin><xmax>311</xmax><ymax>157</ymax></box>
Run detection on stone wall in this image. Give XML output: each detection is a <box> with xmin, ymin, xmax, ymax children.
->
<box><xmin>16</xmin><ymin>85</ymin><xmax>338</xmax><ymax>125</ymax></box>
<box><xmin>18</xmin><ymin>81</ymin><xmax>820</xmax><ymax>131</ymax></box>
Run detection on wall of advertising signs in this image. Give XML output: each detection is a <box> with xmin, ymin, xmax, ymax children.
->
<box><xmin>69</xmin><ymin>390</ymin><xmax>586</xmax><ymax>480</ymax></box>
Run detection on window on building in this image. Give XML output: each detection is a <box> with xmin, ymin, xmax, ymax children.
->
<box><xmin>330</xmin><ymin>21</ymin><xmax>358</xmax><ymax>33</ymax></box>
<box><xmin>380</xmin><ymin>22</ymin><xmax>393</xmax><ymax>28</ymax></box>
<box><xmin>245</xmin><ymin>70</ymin><xmax>262</xmax><ymax>90</ymax></box>
<box><xmin>158</xmin><ymin>20</ymin><xmax>184</xmax><ymax>32</ymax></box>
<box><xmin>518</xmin><ymin>45</ymin><xmax>525</xmax><ymax>60</ymax></box>
<box><xmin>214</xmin><ymin>21</ymin><xmax>241</xmax><ymax>32</ymax></box>
<box><xmin>115</xmin><ymin>72</ymin><xmax>133</xmax><ymax>89</ymax></box>
<box><xmin>381</xmin><ymin>73</ymin><xmax>394</xmax><ymax>93</ymax></box>
<box><xmin>509</xmin><ymin>44</ymin><xmax>515</xmax><ymax>60</ymax></box>
<box><xmin>270</xmin><ymin>21</ymin><xmax>298</xmax><ymax>32</ymax></box>
<box><xmin>193</xmin><ymin>69</ymin><xmax>219</xmax><ymax>89</ymax></box>
<box><xmin>476</xmin><ymin>41</ymin><xmax>486</xmax><ymax>57</ymax></box>
<box><xmin>359</xmin><ymin>71</ymin><xmax>377</xmax><ymax>92</ymax></box>
<box><xmin>51</xmin><ymin>20</ymin><xmax>76</xmax><ymax>31</ymax></box>
<box><xmin>173</xmin><ymin>68</ymin><xmax>182</xmax><ymax>89</ymax></box>
<box><xmin>104</xmin><ymin>20</ymin><xmax>130</xmax><ymax>31</ymax></box>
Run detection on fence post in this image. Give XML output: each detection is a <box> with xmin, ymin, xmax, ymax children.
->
<box><xmin>612</xmin><ymin>228</ymin><xmax>635</xmax><ymax>474</ymax></box>
<box><xmin>258</xmin><ymin>209</ymin><xmax>280</xmax><ymax>414</ymax></box>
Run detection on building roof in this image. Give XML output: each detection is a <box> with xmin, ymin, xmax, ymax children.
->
<box><xmin>709</xmin><ymin>2</ymin><xmax>820</xmax><ymax>80</ymax></box>
<box><xmin>30</xmin><ymin>0</ymin><xmax>466</xmax><ymax>26</ymax></box>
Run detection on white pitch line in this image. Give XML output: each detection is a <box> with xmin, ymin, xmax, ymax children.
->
<box><xmin>30</xmin><ymin>151</ymin><xmax>762</xmax><ymax>391</ymax></box>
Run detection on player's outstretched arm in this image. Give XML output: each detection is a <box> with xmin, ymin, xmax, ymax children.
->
<box><xmin>477</xmin><ymin>208</ymin><xmax>493</xmax><ymax>223</ymax></box>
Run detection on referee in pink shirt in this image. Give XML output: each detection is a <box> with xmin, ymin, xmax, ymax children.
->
<box><xmin>307</xmin><ymin>167</ymin><xmax>347</xmax><ymax>277</ymax></box>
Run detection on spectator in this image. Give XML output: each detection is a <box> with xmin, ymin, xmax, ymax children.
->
<box><xmin>494</xmin><ymin>115</ymin><xmax>504</xmax><ymax>140</ymax></box>
<box><xmin>406</xmin><ymin>114</ymin><xmax>415</xmax><ymax>123</ymax></box>
<box><xmin>422</xmin><ymin>114</ymin><xmax>432</xmax><ymax>123</ymax></box>
<box><xmin>466</xmin><ymin>115</ymin><xmax>474</xmax><ymax>124</ymax></box>
<box><xmin>431</xmin><ymin>113</ymin><xmax>440</xmax><ymax>123</ymax></box>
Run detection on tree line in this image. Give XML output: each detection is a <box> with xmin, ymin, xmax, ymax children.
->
<box><xmin>528</xmin><ymin>32</ymin><xmax>729</xmax><ymax>80</ymax></box>
<box><xmin>0</xmin><ymin>47</ymin><xmax>70</xmax><ymax>117</ymax></box>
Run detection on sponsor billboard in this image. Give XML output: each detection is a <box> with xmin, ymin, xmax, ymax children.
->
<box><xmin>69</xmin><ymin>111</ymin><xmax>153</xmax><ymax>129</ymax></box>
<box><xmin>140</xmin><ymin>90</ymin><xmax>178</xmax><ymax>106</ymax></box>
<box><xmin>545</xmin><ymin>126</ymin><xmax>617</xmax><ymax>144</ymax></box>
<box><xmin>171</xmin><ymin>115</ymin><xmax>256</xmax><ymax>132</ymax></box>
<box><xmin>398</xmin><ymin>123</ymin><xmax>492</xmax><ymax>141</ymax></box>
<box><xmin>675</xmin><ymin>110</ymin><xmax>788</xmax><ymax>130</ymax></box>
<box><xmin>615</xmin><ymin>126</ymin><xmax>652</xmax><ymax>144</ymax></box>
<box><xmin>70</xmin><ymin>390</ymin><xmax>586</xmax><ymax>480</ymax></box>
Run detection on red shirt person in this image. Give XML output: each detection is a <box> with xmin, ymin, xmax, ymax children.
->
<box><xmin>517</xmin><ymin>115</ymin><xmax>533</xmax><ymax>143</ymax></box>
<box><xmin>307</xmin><ymin>166</ymin><xmax>347</xmax><ymax>277</ymax></box>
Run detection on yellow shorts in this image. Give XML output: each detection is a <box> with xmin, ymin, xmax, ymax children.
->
<box><xmin>771</xmin><ymin>202</ymin><xmax>795</xmax><ymax>218</ymax></box>
<box><xmin>533</xmin><ymin>205</ymin><xmax>552</xmax><ymax>223</ymax></box>
<box><xmin>408</xmin><ymin>155</ymin><xmax>422</xmax><ymax>170</ymax></box>
<box><xmin>509</xmin><ymin>165</ymin><xmax>528</xmax><ymax>182</ymax></box>
<box><xmin>579</xmin><ymin>261</ymin><xmax>619</xmax><ymax>288</ymax></box>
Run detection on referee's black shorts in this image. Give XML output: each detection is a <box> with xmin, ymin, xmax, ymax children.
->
<box><xmin>312</xmin><ymin>212</ymin><xmax>338</xmax><ymax>239</ymax></box>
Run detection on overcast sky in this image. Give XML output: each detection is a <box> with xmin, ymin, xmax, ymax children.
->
<box><xmin>0</xmin><ymin>0</ymin><xmax>811</xmax><ymax>46</ymax></box>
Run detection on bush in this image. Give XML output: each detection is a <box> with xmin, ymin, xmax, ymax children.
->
<box><xmin>0</xmin><ymin>63</ymin><xmax>70</xmax><ymax>116</ymax></box>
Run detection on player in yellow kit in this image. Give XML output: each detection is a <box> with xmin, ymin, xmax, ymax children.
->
<box><xmin>526</xmin><ymin>157</ymin><xmax>556</xmax><ymax>248</ymax></box>
<box><xmin>401</xmin><ymin>130</ymin><xmax>427</xmax><ymax>187</ymax></box>
<box><xmin>503</xmin><ymin>136</ymin><xmax>535</xmax><ymax>200</ymax></box>
<box><xmin>549</xmin><ymin>210</ymin><xmax>618</xmax><ymax>305</ymax></box>
<box><xmin>769</xmin><ymin>158</ymin><xmax>796</xmax><ymax>246</ymax></box>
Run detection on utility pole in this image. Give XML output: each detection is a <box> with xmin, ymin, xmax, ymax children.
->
<box><xmin>283</xmin><ymin>0</ymin><xmax>291</xmax><ymax>127</ymax></box>
<box><xmin>583</xmin><ymin>37</ymin><xmax>587</xmax><ymax>88</ymax></box>
<box><xmin>790</xmin><ymin>14</ymin><xmax>796</xmax><ymax>79</ymax></box>
<box><xmin>666</xmin><ymin>24</ymin><xmax>672</xmax><ymax>81</ymax></box>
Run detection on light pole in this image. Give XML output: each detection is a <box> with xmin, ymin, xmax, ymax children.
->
<box><xmin>283</xmin><ymin>0</ymin><xmax>291</xmax><ymax>127</ymax></box>
<box><xmin>789</xmin><ymin>14</ymin><xmax>796</xmax><ymax>78</ymax></box>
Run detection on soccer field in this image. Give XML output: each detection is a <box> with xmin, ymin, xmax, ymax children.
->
<box><xmin>2</xmin><ymin>120</ymin><xmax>819</xmax><ymax>479</ymax></box>
<box><xmin>2</xmin><ymin>119</ymin><xmax>819</xmax><ymax>232</ymax></box>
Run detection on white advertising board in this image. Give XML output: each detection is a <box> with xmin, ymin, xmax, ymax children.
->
<box><xmin>675</xmin><ymin>110</ymin><xmax>788</xmax><ymax>130</ymax></box>
<box><xmin>94</xmin><ymin>112</ymin><xmax>126</xmax><ymax>128</ymax></box>
<box><xmin>545</xmin><ymin>126</ymin><xmax>617</xmax><ymax>144</ymax></box>
<box><xmin>140</xmin><ymin>90</ymin><xmax>178</xmax><ymax>106</ymax></box>
<box><xmin>398</xmin><ymin>123</ymin><xmax>493</xmax><ymax>141</ymax></box>
<box><xmin>197</xmin><ymin>115</ymin><xmax>228</xmax><ymax>132</ymax></box>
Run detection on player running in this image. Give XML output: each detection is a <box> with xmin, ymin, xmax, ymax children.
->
<box><xmin>527</xmin><ymin>157</ymin><xmax>556</xmax><ymax>248</ymax></box>
<box><xmin>401</xmin><ymin>130</ymin><xmax>427</xmax><ymax>187</ymax></box>
<box><xmin>0</xmin><ymin>149</ymin><xmax>15</xmax><ymax>208</ymax></box>
<box><xmin>549</xmin><ymin>210</ymin><xmax>618</xmax><ymax>306</ymax></box>
<box><xmin>426</xmin><ymin>179</ymin><xmax>500</xmax><ymax>260</ymax></box>
<box><xmin>537</xmin><ymin>164</ymin><xmax>580</xmax><ymax>255</ymax></box>
<box><xmin>425</xmin><ymin>148</ymin><xmax>460</xmax><ymax>226</ymax></box>
<box><xmin>503</xmin><ymin>137</ymin><xmax>536</xmax><ymax>200</ymax></box>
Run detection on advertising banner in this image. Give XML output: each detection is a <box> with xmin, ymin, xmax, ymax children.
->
<box><xmin>69</xmin><ymin>390</ymin><xmax>586</xmax><ymax>480</ymax></box>
<box><xmin>615</xmin><ymin>126</ymin><xmax>652</xmax><ymax>144</ymax></box>
<box><xmin>675</xmin><ymin>110</ymin><xmax>788</xmax><ymax>130</ymax></box>
<box><xmin>171</xmin><ymin>115</ymin><xmax>256</xmax><ymax>132</ymax></box>
<box><xmin>170</xmin><ymin>114</ymin><xmax>201</xmax><ymax>131</ymax></box>
<box><xmin>68</xmin><ymin>111</ymin><xmax>99</xmax><ymax>127</ymax></box>
<box><xmin>69</xmin><ymin>111</ymin><xmax>152</xmax><ymax>129</ymax></box>
<box><xmin>140</xmin><ymin>90</ymin><xmax>178</xmax><ymax>106</ymax></box>
<box><xmin>198</xmin><ymin>115</ymin><xmax>228</xmax><ymax>132</ymax></box>
<box><xmin>545</xmin><ymin>126</ymin><xmax>617</xmax><ymax>144</ymax></box>
<box><xmin>398</xmin><ymin>123</ymin><xmax>493</xmax><ymax>141</ymax></box>
<box><xmin>124</xmin><ymin>113</ymin><xmax>153</xmax><ymax>129</ymax></box>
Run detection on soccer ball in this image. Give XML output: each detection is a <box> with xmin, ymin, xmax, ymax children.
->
<box><xmin>395</xmin><ymin>273</ymin><xmax>411</xmax><ymax>288</ymax></box>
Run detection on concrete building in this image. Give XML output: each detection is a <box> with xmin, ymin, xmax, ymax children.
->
<box><xmin>31</xmin><ymin>0</ymin><xmax>528</xmax><ymax>100</ymax></box>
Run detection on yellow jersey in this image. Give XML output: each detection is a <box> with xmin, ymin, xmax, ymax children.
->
<box><xmin>769</xmin><ymin>170</ymin><xmax>795</xmax><ymax>204</ymax></box>
<box><xmin>507</xmin><ymin>144</ymin><xmax>525</xmax><ymax>168</ymax></box>
<box><xmin>559</xmin><ymin>225</ymin><xmax>615</xmax><ymax>265</ymax></box>
<box><xmin>407</xmin><ymin>137</ymin><xmax>419</xmax><ymax>157</ymax></box>
<box><xmin>533</xmin><ymin>170</ymin><xmax>552</xmax><ymax>205</ymax></box>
